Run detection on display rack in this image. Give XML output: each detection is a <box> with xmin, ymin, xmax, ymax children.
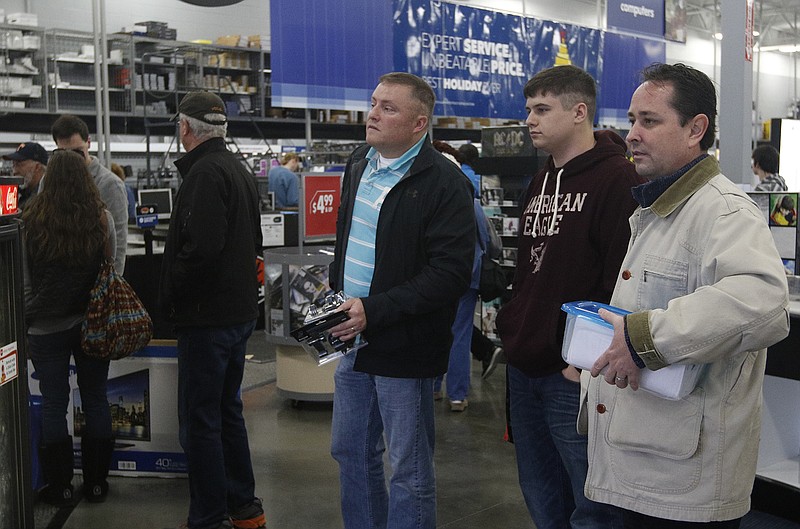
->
<box><xmin>131</xmin><ymin>36</ymin><xmax>266</xmax><ymax>119</ymax></box>
<box><xmin>0</xmin><ymin>26</ymin><xmax>483</xmax><ymax>143</ymax></box>
<box><xmin>0</xmin><ymin>23</ymin><xmax>46</xmax><ymax>112</ymax></box>
<box><xmin>45</xmin><ymin>29</ymin><xmax>132</xmax><ymax>114</ymax></box>
<box><xmin>473</xmin><ymin>125</ymin><xmax>541</xmax><ymax>340</ymax></box>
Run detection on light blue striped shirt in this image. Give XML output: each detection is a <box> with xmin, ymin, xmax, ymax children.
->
<box><xmin>343</xmin><ymin>137</ymin><xmax>426</xmax><ymax>298</ymax></box>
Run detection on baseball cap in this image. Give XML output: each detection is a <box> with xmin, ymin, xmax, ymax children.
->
<box><xmin>2</xmin><ymin>142</ymin><xmax>48</xmax><ymax>165</ymax></box>
<box><xmin>176</xmin><ymin>91</ymin><xmax>228</xmax><ymax>124</ymax></box>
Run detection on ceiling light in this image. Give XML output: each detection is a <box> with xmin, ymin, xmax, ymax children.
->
<box><xmin>753</xmin><ymin>31</ymin><xmax>760</xmax><ymax>37</ymax></box>
<box><xmin>713</xmin><ymin>32</ymin><xmax>723</xmax><ymax>40</ymax></box>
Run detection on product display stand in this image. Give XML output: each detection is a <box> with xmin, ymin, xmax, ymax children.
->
<box><xmin>263</xmin><ymin>246</ymin><xmax>338</xmax><ymax>403</ymax></box>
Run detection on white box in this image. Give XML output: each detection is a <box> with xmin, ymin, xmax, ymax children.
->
<box><xmin>6</xmin><ymin>12</ymin><xmax>38</xmax><ymax>26</ymax></box>
<box><xmin>561</xmin><ymin>301</ymin><xmax>703</xmax><ymax>400</ymax></box>
<box><xmin>29</xmin><ymin>342</ymin><xmax>187</xmax><ymax>476</ymax></box>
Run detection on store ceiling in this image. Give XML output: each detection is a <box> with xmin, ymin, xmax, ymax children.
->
<box><xmin>683</xmin><ymin>0</ymin><xmax>799</xmax><ymax>50</ymax></box>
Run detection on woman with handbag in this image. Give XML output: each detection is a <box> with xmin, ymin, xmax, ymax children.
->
<box><xmin>23</xmin><ymin>149</ymin><xmax>117</xmax><ymax>505</ymax></box>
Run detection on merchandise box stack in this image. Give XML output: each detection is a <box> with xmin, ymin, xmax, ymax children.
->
<box><xmin>216</xmin><ymin>35</ymin><xmax>248</xmax><ymax>48</ymax></box>
<box><xmin>28</xmin><ymin>341</ymin><xmax>187</xmax><ymax>477</ymax></box>
<box><xmin>136</xmin><ymin>20</ymin><xmax>176</xmax><ymax>40</ymax></box>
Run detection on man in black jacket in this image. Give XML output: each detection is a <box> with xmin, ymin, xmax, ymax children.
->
<box><xmin>327</xmin><ymin>72</ymin><xmax>475</xmax><ymax>529</ymax></box>
<box><xmin>159</xmin><ymin>91</ymin><xmax>265</xmax><ymax>529</ymax></box>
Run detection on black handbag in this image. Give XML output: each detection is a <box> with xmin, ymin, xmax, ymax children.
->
<box><xmin>477</xmin><ymin>204</ymin><xmax>508</xmax><ymax>300</ymax></box>
<box><xmin>479</xmin><ymin>254</ymin><xmax>507</xmax><ymax>301</ymax></box>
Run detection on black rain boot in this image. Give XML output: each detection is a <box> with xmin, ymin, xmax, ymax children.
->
<box><xmin>81</xmin><ymin>437</ymin><xmax>114</xmax><ymax>503</ymax></box>
<box><xmin>38</xmin><ymin>438</ymin><xmax>75</xmax><ymax>506</ymax></box>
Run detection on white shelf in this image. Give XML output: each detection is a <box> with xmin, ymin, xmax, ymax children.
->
<box><xmin>0</xmin><ymin>70</ymin><xmax>40</xmax><ymax>76</ymax></box>
<box><xmin>52</xmin><ymin>85</ymin><xmax>127</xmax><ymax>92</ymax></box>
<box><xmin>757</xmin><ymin>456</ymin><xmax>800</xmax><ymax>490</ymax></box>
<box><xmin>52</xmin><ymin>57</ymin><xmax>124</xmax><ymax>65</ymax></box>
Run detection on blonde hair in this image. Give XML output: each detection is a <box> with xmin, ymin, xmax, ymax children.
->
<box><xmin>110</xmin><ymin>162</ymin><xmax>126</xmax><ymax>181</ymax></box>
<box><xmin>281</xmin><ymin>152</ymin><xmax>300</xmax><ymax>166</ymax></box>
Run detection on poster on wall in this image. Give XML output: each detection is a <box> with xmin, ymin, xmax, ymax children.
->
<box><xmin>393</xmin><ymin>0</ymin><xmax>601</xmax><ymax>120</ymax></box>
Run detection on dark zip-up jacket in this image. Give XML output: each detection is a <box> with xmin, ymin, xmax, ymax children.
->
<box><xmin>160</xmin><ymin>137</ymin><xmax>262</xmax><ymax>327</ymax></box>
<box><xmin>329</xmin><ymin>137</ymin><xmax>475</xmax><ymax>378</ymax></box>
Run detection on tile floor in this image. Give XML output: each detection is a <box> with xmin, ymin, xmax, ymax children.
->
<box><xmin>56</xmin><ymin>343</ymin><xmax>530</xmax><ymax>529</ymax></box>
<box><xmin>41</xmin><ymin>333</ymin><xmax>800</xmax><ymax>529</ymax></box>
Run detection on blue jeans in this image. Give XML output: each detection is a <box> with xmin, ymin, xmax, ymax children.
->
<box><xmin>177</xmin><ymin>320</ymin><xmax>257</xmax><ymax>529</ymax></box>
<box><xmin>331</xmin><ymin>353</ymin><xmax>436</xmax><ymax>529</ymax></box>
<box><xmin>434</xmin><ymin>288</ymin><xmax>478</xmax><ymax>401</ymax></box>
<box><xmin>508</xmin><ymin>365</ymin><xmax>623</xmax><ymax>529</ymax></box>
<box><xmin>28</xmin><ymin>325</ymin><xmax>111</xmax><ymax>443</ymax></box>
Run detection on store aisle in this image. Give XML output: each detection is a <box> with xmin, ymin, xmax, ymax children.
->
<box><xmin>58</xmin><ymin>359</ymin><xmax>530</xmax><ymax>529</ymax></box>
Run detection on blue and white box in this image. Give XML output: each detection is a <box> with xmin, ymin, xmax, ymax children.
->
<box><xmin>561</xmin><ymin>301</ymin><xmax>703</xmax><ymax>400</ymax></box>
<box><xmin>28</xmin><ymin>342</ymin><xmax>187</xmax><ymax>477</ymax></box>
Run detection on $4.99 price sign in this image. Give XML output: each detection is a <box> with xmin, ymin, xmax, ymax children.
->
<box><xmin>303</xmin><ymin>174</ymin><xmax>342</xmax><ymax>239</ymax></box>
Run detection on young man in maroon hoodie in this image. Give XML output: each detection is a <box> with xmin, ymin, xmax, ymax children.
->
<box><xmin>495</xmin><ymin>65</ymin><xmax>643</xmax><ymax>529</ymax></box>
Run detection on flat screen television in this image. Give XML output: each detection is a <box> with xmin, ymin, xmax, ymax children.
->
<box><xmin>137</xmin><ymin>188</ymin><xmax>173</xmax><ymax>220</ymax></box>
<box><xmin>73</xmin><ymin>368</ymin><xmax>151</xmax><ymax>442</ymax></box>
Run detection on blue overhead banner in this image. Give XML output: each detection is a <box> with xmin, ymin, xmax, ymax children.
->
<box><xmin>270</xmin><ymin>0</ymin><xmax>392</xmax><ymax>111</ymax></box>
<box><xmin>606</xmin><ymin>0</ymin><xmax>665</xmax><ymax>37</ymax></box>
<box><xmin>598</xmin><ymin>32</ymin><xmax>666</xmax><ymax>125</ymax></box>
<box><xmin>393</xmin><ymin>0</ymin><xmax>601</xmax><ymax>119</ymax></box>
<box><xmin>270</xmin><ymin>0</ymin><xmax>664</xmax><ymax>124</ymax></box>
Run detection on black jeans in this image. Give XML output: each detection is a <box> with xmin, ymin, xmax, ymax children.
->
<box><xmin>622</xmin><ymin>509</ymin><xmax>741</xmax><ymax>529</ymax></box>
<box><xmin>177</xmin><ymin>320</ymin><xmax>257</xmax><ymax>529</ymax></box>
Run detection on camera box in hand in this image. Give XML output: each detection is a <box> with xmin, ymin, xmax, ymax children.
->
<box><xmin>560</xmin><ymin>301</ymin><xmax>703</xmax><ymax>400</ymax></box>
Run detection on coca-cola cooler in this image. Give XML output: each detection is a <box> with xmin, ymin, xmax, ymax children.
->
<box><xmin>0</xmin><ymin>177</ymin><xmax>34</xmax><ymax>529</ymax></box>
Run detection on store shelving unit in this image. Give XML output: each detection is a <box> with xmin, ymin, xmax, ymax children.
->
<box><xmin>45</xmin><ymin>29</ymin><xmax>132</xmax><ymax>114</ymax></box>
<box><xmin>0</xmin><ymin>26</ymin><xmax>482</xmax><ymax>144</ymax></box>
<box><xmin>473</xmin><ymin>125</ymin><xmax>541</xmax><ymax>340</ymax></box>
<box><xmin>0</xmin><ymin>23</ymin><xmax>46</xmax><ymax>112</ymax></box>
<box><xmin>131</xmin><ymin>36</ymin><xmax>266</xmax><ymax>119</ymax></box>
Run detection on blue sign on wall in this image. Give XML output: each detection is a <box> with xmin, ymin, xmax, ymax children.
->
<box><xmin>271</xmin><ymin>0</ymin><xmax>393</xmax><ymax>110</ymax></box>
<box><xmin>606</xmin><ymin>0</ymin><xmax>665</xmax><ymax>37</ymax></box>
<box><xmin>598</xmin><ymin>32</ymin><xmax>666</xmax><ymax>124</ymax></box>
<box><xmin>270</xmin><ymin>0</ymin><xmax>664</xmax><ymax>123</ymax></box>
<box><xmin>394</xmin><ymin>0</ymin><xmax>601</xmax><ymax>120</ymax></box>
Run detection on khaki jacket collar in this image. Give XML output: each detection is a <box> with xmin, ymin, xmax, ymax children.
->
<box><xmin>651</xmin><ymin>156</ymin><xmax>720</xmax><ymax>218</ymax></box>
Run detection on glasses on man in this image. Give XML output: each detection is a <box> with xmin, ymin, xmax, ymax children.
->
<box><xmin>52</xmin><ymin>148</ymin><xmax>86</xmax><ymax>156</ymax></box>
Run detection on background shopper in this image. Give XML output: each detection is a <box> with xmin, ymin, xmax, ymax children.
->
<box><xmin>752</xmin><ymin>144</ymin><xmax>787</xmax><ymax>192</ymax></box>
<box><xmin>268</xmin><ymin>152</ymin><xmax>301</xmax><ymax>209</ymax></box>
<box><xmin>2</xmin><ymin>142</ymin><xmax>47</xmax><ymax>211</ymax></box>
<box><xmin>51</xmin><ymin>115</ymin><xmax>128</xmax><ymax>274</ymax></box>
<box><xmin>159</xmin><ymin>91</ymin><xmax>265</xmax><ymax>529</ymax></box>
<box><xmin>23</xmin><ymin>149</ymin><xmax>117</xmax><ymax>504</ymax></box>
<box><xmin>431</xmin><ymin>140</ymin><xmax>487</xmax><ymax>411</ymax></box>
